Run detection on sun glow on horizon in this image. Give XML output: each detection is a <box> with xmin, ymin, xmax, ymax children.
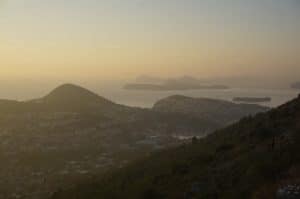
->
<box><xmin>0</xmin><ymin>0</ymin><xmax>299</xmax><ymax>80</ymax></box>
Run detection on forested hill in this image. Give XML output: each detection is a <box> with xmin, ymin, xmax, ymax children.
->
<box><xmin>152</xmin><ymin>95</ymin><xmax>268</xmax><ymax>124</ymax></box>
<box><xmin>52</xmin><ymin>94</ymin><xmax>300</xmax><ymax>199</ymax></box>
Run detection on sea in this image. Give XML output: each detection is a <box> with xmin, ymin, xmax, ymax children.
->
<box><xmin>98</xmin><ymin>86</ymin><xmax>299</xmax><ymax>108</ymax></box>
<box><xmin>0</xmin><ymin>81</ymin><xmax>298</xmax><ymax>108</ymax></box>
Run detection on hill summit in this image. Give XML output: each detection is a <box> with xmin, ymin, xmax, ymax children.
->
<box><xmin>43</xmin><ymin>84</ymin><xmax>109</xmax><ymax>103</ymax></box>
<box><xmin>33</xmin><ymin>84</ymin><xmax>126</xmax><ymax>114</ymax></box>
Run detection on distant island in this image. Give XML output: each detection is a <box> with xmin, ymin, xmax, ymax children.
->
<box><xmin>291</xmin><ymin>82</ymin><xmax>300</xmax><ymax>89</ymax></box>
<box><xmin>233</xmin><ymin>97</ymin><xmax>271</xmax><ymax>103</ymax></box>
<box><xmin>124</xmin><ymin>83</ymin><xmax>229</xmax><ymax>91</ymax></box>
<box><xmin>135</xmin><ymin>75</ymin><xmax>165</xmax><ymax>84</ymax></box>
<box><xmin>124</xmin><ymin>84</ymin><xmax>166</xmax><ymax>91</ymax></box>
<box><xmin>124</xmin><ymin>76</ymin><xmax>229</xmax><ymax>91</ymax></box>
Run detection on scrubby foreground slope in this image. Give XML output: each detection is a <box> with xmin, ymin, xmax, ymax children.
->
<box><xmin>53</xmin><ymin>94</ymin><xmax>300</xmax><ymax>199</ymax></box>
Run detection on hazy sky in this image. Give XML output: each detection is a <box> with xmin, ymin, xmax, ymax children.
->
<box><xmin>1</xmin><ymin>0</ymin><xmax>300</xmax><ymax>80</ymax></box>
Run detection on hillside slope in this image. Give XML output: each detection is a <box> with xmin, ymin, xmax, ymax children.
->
<box><xmin>52</xmin><ymin>94</ymin><xmax>300</xmax><ymax>199</ymax></box>
<box><xmin>153</xmin><ymin>95</ymin><xmax>268</xmax><ymax>125</ymax></box>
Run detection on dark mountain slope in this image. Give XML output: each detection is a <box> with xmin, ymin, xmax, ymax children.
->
<box><xmin>52</xmin><ymin>94</ymin><xmax>300</xmax><ymax>199</ymax></box>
